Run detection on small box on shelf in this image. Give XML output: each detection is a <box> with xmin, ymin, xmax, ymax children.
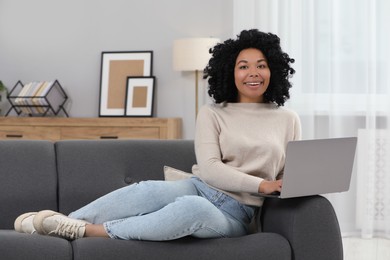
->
<box><xmin>6</xmin><ymin>80</ymin><xmax>69</xmax><ymax>117</ymax></box>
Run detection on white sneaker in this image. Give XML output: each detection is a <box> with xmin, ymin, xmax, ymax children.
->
<box><xmin>14</xmin><ymin>212</ymin><xmax>38</xmax><ymax>234</ymax></box>
<box><xmin>33</xmin><ymin>210</ymin><xmax>88</xmax><ymax>240</ymax></box>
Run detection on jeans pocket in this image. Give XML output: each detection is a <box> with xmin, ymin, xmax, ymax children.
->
<box><xmin>191</xmin><ymin>177</ymin><xmax>256</xmax><ymax>225</ymax></box>
<box><xmin>240</xmin><ymin>204</ymin><xmax>256</xmax><ymax>221</ymax></box>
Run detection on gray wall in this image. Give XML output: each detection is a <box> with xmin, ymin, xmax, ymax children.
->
<box><xmin>0</xmin><ymin>0</ymin><xmax>233</xmax><ymax>139</ymax></box>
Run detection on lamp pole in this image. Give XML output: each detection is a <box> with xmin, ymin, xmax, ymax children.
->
<box><xmin>195</xmin><ymin>70</ymin><xmax>199</xmax><ymax>118</ymax></box>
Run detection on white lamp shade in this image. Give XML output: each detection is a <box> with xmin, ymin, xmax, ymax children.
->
<box><xmin>173</xmin><ymin>37</ymin><xmax>220</xmax><ymax>71</ymax></box>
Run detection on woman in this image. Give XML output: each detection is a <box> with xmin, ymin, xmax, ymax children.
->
<box><xmin>14</xmin><ymin>29</ymin><xmax>301</xmax><ymax>241</ymax></box>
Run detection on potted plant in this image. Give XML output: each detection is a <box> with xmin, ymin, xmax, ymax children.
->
<box><xmin>0</xmin><ymin>81</ymin><xmax>7</xmax><ymax>115</ymax></box>
<box><xmin>0</xmin><ymin>80</ymin><xmax>6</xmax><ymax>92</ymax></box>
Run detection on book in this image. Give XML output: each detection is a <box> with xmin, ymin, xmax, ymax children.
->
<box><xmin>11</xmin><ymin>80</ymin><xmax>66</xmax><ymax>116</ymax></box>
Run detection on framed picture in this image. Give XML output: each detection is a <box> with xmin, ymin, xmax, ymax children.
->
<box><xmin>99</xmin><ymin>51</ymin><xmax>153</xmax><ymax>116</ymax></box>
<box><xmin>125</xmin><ymin>77</ymin><xmax>155</xmax><ymax>117</ymax></box>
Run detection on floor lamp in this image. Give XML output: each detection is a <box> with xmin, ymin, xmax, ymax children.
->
<box><xmin>173</xmin><ymin>37</ymin><xmax>220</xmax><ymax>118</ymax></box>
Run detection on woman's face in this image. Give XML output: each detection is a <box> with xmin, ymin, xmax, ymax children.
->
<box><xmin>234</xmin><ymin>48</ymin><xmax>270</xmax><ymax>103</ymax></box>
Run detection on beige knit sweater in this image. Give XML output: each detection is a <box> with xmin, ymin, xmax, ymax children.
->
<box><xmin>192</xmin><ymin>103</ymin><xmax>301</xmax><ymax>206</ymax></box>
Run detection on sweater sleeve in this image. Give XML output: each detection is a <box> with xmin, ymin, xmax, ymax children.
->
<box><xmin>293</xmin><ymin>110</ymin><xmax>302</xmax><ymax>141</ymax></box>
<box><xmin>193</xmin><ymin>105</ymin><xmax>263</xmax><ymax>194</ymax></box>
<box><xmin>276</xmin><ymin>110</ymin><xmax>302</xmax><ymax>180</ymax></box>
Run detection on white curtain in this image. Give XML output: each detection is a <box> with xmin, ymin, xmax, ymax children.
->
<box><xmin>233</xmin><ymin>0</ymin><xmax>390</xmax><ymax>238</ymax></box>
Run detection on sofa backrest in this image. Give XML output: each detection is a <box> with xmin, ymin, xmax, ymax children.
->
<box><xmin>0</xmin><ymin>140</ymin><xmax>58</xmax><ymax>229</ymax></box>
<box><xmin>55</xmin><ymin>139</ymin><xmax>196</xmax><ymax>215</ymax></box>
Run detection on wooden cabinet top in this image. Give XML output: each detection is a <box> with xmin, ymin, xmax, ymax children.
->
<box><xmin>0</xmin><ymin>117</ymin><xmax>182</xmax><ymax>140</ymax></box>
<box><xmin>0</xmin><ymin>117</ymin><xmax>179</xmax><ymax>126</ymax></box>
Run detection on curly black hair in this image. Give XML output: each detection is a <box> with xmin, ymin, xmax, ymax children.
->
<box><xmin>204</xmin><ymin>29</ymin><xmax>295</xmax><ymax>106</ymax></box>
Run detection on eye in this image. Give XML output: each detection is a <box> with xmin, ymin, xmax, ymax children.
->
<box><xmin>258</xmin><ymin>64</ymin><xmax>268</xmax><ymax>69</ymax></box>
<box><xmin>239</xmin><ymin>65</ymin><xmax>248</xmax><ymax>69</ymax></box>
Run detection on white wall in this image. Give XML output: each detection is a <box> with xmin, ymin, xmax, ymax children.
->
<box><xmin>0</xmin><ymin>0</ymin><xmax>233</xmax><ymax>139</ymax></box>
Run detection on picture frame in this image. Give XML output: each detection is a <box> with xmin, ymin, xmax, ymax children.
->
<box><xmin>125</xmin><ymin>76</ymin><xmax>155</xmax><ymax>117</ymax></box>
<box><xmin>99</xmin><ymin>51</ymin><xmax>153</xmax><ymax>116</ymax></box>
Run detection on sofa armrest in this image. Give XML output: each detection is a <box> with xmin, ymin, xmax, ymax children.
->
<box><xmin>260</xmin><ymin>195</ymin><xmax>343</xmax><ymax>260</ymax></box>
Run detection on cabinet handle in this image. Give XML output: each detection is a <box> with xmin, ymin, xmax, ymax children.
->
<box><xmin>100</xmin><ymin>136</ymin><xmax>118</xmax><ymax>139</ymax></box>
<box><xmin>6</xmin><ymin>134</ymin><xmax>23</xmax><ymax>138</ymax></box>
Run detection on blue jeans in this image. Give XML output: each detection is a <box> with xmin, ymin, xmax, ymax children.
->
<box><xmin>69</xmin><ymin>177</ymin><xmax>256</xmax><ymax>241</ymax></box>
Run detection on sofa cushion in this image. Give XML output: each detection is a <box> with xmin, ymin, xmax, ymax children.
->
<box><xmin>71</xmin><ymin>233</ymin><xmax>291</xmax><ymax>260</ymax></box>
<box><xmin>0</xmin><ymin>230</ymin><xmax>72</xmax><ymax>260</ymax></box>
<box><xmin>163</xmin><ymin>165</ymin><xmax>192</xmax><ymax>181</ymax></box>
<box><xmin>55</xmin><ymin>139</ymin><xmax>196</xmax><ymax>215</ymax></box>
<box><xmin>0</xmin><ymin>140</ymin><xmax>58</xmax><ymax>229</ymax></box>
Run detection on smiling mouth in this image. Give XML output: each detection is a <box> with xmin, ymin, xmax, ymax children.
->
<box><xmin>244</xmin><ymin>82</ymin><xmax>262</xmax><ymax>87</ymax></box>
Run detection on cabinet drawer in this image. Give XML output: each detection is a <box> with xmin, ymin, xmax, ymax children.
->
<box><xmin>60</xmin><ymin>127</ymin><xmax>160</xmax><ymax>140</ymax></box>
<box><xmin>0</xmin><ymin>126</ymin><xmax>60</xmax><ymax>141</ymax></box>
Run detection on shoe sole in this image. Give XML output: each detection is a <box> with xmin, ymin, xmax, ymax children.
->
<box><xmin>33</xmin><ymin>210</ymin><xmax>65</xmax><ymax>235</ymax></box>
<box><xmin>14</xmin><ymin>212</ymin><xmax>37</xmax><ymax>233</ymax></box>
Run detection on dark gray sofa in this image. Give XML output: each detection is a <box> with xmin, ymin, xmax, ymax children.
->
<box><xmin>0</xmin><ymin>139</ymin><xmax>343</xmax><ymax>260</ymax></box>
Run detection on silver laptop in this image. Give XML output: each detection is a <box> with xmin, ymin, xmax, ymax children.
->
<box><xmin>254</xmin><ymin>137</ymin><xmax>357</xmax><ymax>199</ymax></box>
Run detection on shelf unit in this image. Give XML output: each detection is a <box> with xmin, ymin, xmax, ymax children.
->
<box><xmin>6</xmin><ymin>80</ymin><xmax>69</xmax><ymax>117</ymax></box>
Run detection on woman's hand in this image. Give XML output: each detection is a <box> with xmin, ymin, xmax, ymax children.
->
<box><xmin>258</xmin><ymin>180</ymin><xmax>282</xmax><ymax>194</ymax></box>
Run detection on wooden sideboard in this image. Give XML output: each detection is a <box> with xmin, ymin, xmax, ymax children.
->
<box><xmin>0</xmin><ymin>117</ymin><xmax>182</xmax><ymax>141</ymax></box>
